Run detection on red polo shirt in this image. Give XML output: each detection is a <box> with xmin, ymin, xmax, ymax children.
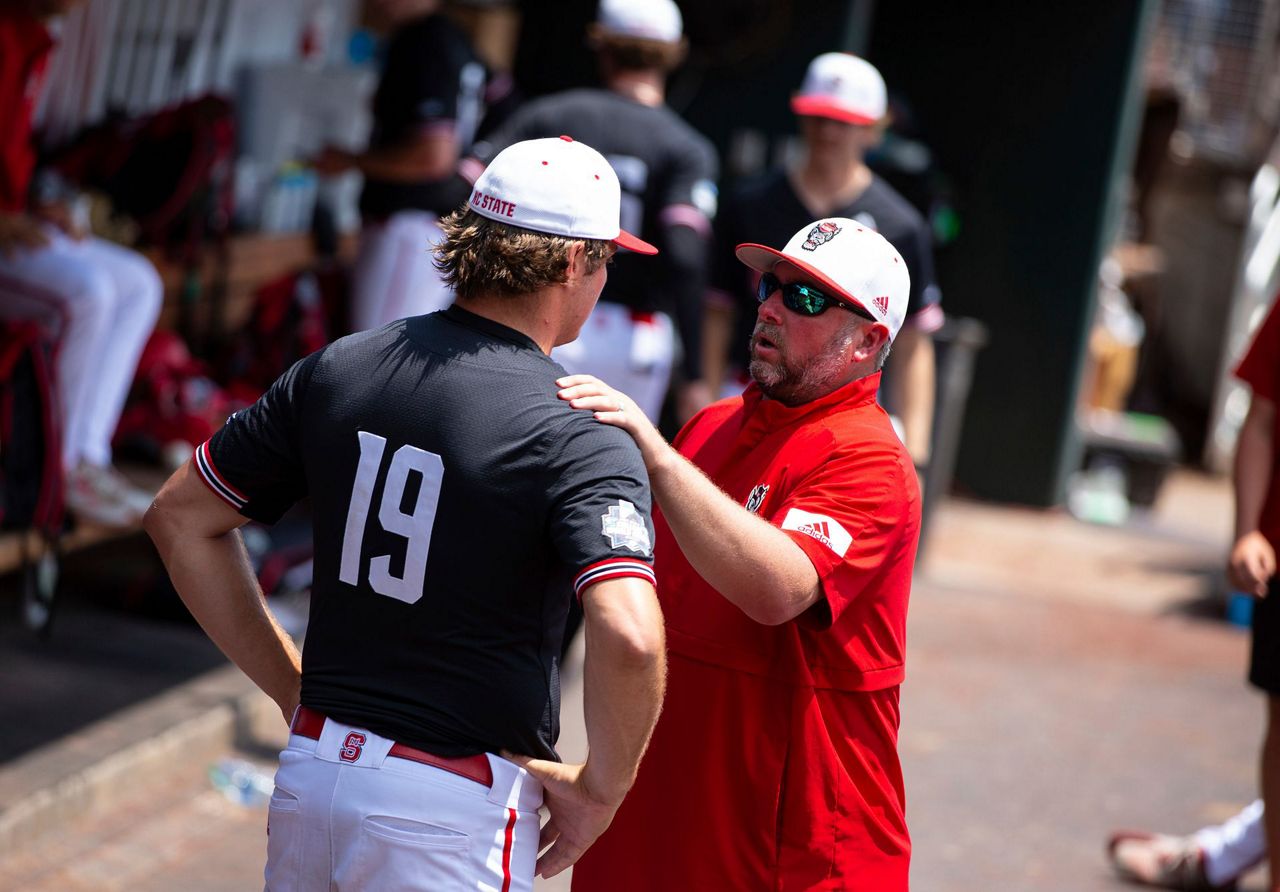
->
<box><xmin>1236</xmin><ymin>297</ymin><xmax>1280</xmax><ymax>550</ymax></box>
<box><xmin>0</xmin><ymin>8</ymin><xmax>54</xmax><ymax>213</ymax></box>
<box><xmin>574</xmin><ymin>372</ymin><xmax>919</xmax><ymax>891</ymax></box>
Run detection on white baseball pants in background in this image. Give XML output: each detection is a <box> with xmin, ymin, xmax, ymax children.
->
<box><xmin>350</xmin><ymin>211</ymin><xmax>453</xmax><ymax>333</ymax></box>
<box><xmin>553</xmin><ymin>301</ymin><xmax>674</xmax><ymax>422</ymax></box>
<box><xmin>0</xmin><ymin>226</ymin><xmax>162</xmax><ymax>470</ymax></box>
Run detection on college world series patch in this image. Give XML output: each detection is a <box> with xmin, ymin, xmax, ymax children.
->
<box><xmin>601</xmin><ymin>500</ymin><xmax>652</xmax><ymax>555</ymax></box>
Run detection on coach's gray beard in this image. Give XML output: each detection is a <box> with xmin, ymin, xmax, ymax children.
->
<box><xmin>750</xmin><ymin>324</ymin><xmax>855</xmax><ymax>406</ymax></box>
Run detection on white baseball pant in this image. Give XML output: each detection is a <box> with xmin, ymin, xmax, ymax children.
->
<box><xmin>266</xmin><ymin>710</ymin><xmax>543</xmax><ymax>892</ymax></box>
<box><xmin>0</xmin><ymin>226</ymin><xmax>162</xmax><ymax>470</ymax></box>
<box><xmin>350</xmin><ymin>210</ymin><xmax>453</xmax><ymax>332</ymax></box>
<box><xmin>553</xmin><ymin>301</ymin><xmax>674</xmax><ymax>422</ymax></box>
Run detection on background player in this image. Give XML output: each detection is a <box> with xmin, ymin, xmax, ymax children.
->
<box><xmin>0</xmin><ymin>0</ymin><xmax>162</xmax><ymax>526</ymax></box>
<box><xmin>705</xmin><ymin>51</ymin><xmax>944</xmax><ymax>468</ymax></box>
<box><xmin>313</xmin><ymin>0</ymin><xmax>512</xmax><ymax>332</ymax></box>
<box><xmin>473</xmin><ymin>0</ymin><xmax>719</xmax><ymax>425</ymax></box>
<box><xmin>1108</xmin><ymin>295</ymin><xmax>1280</xmax><ymax>892</ymax></box>
<box><xmin>144</xmin><ymin>137</ymin><xmax>666</xmax><ymax>890</ymax></box>
<box><xmin>563</xmin><ymin>217</ymin><xmax>919</xmax><ymax>890</ymax></box>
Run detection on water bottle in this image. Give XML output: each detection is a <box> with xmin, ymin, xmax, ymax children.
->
<box><xmin>208</xmin><ymin>758</ymin><xmax>275</xmax><ymax>807</ymax></box>
<box><xmin>1226</xmin><ymin>591</ymin><xmax>1255</xmax><ymax>628</ymax></box>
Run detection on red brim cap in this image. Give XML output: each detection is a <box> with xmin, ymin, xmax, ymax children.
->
<box><xmin>734</xmin><ymin>242</ymin><xmax>876</xmax><ymax>318</ymax></box>
<box><xmin>790</xmin><ymin>96</ymin><xmax>879</xmax><ymax>126</ymax></box>
<box><xmin>615</xmin><ymin>228</ymin><xmax>658</xmax><ymax>255</ymax></box>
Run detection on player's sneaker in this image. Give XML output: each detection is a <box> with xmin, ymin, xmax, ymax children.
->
<box><xmin>65</xmin><ymin>463</ymin><xmax>152</xmax><ymax>527</ymax></box>
<box><xmin>1107</xmin><ymin>831</ymin><xmax>1238</xmax><ymax>891</ymax></box>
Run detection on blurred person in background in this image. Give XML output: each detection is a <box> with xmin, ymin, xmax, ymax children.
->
<box><xmin>0</xmin><ymin>0</ymin><xmax>162</xmax><ymax>526</ymax></box>
<box><xmin>563</xmin><ymin>218</ymin><xmax>919</xmax><ymax>891</ymax></box>
<box><xmin>704</xmin><ymin>52</ymin><xmax>943</xmax><ymax>470</ymax></box>
<box><xmin>1109</xmin><ymin>800</ymin><xmax>1264</xmax><ymax>891</ymax></box>
<box><xmin>1108</xmin><ymin>297</ymin><xmax>1280</xmax><ymax>892</ymax></box>
<box><xmin>472</xmin><ymin>0</ymin><xmax>719</xmax><ymax>425</ymax></box>
<box><xmin>313</xmin><ymin>0</ymin><xmax>514</xmax><ymax>332</ymax></box>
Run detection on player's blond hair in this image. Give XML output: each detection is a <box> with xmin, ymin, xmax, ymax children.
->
<box><xmin>434</xmin><ymin>209</ymin><xmax>613</xmax><ymax>301</ymax></box>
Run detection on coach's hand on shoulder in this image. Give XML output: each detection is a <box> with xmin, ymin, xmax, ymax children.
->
<box><xmin>557</xmin><ymin>375</ymin><xmax>671</xmax><ymax>474</ymax></box>
<box><xmin>501</xmin><ymin>753</ymin><xmax>621</xmax><ymax>879</ymax></box>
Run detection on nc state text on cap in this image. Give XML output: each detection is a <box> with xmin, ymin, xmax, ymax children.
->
<box><xmin>471</xmin><ymin>190</ymin><xmax>517</xmax><ymax>218</ymax></box>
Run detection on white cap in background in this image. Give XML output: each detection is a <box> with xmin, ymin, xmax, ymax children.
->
<box><xmin>791</xmin><ymin>52</ymin><xmax>887</xmax><ymax>125</ymax></box>
<box><xmin>595</xmin><ymin>0</ymin><xmax>683</xmax><ymax>43</ymax></box>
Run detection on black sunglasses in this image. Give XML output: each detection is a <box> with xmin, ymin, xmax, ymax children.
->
<box><xmin>756</xmin><ymin>272</ymin><xmax>875</xmax><ymax>320</ymax></box>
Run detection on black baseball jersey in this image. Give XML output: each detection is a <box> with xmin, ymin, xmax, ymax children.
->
<box><xmin>475</xmin><ymin>89</ymin><xmax>719</xmax><ymax>379</ymax></box>
<box><xmin>713</xmin><ymin>170</ymin><xmax>944</xmax><ymax>372</ymax></box>
<box><xmin>196</xmin><ymin>305</ymin><xmax>657</xmax><ymax>760</ymax></box>
<box><xmin>359</xmin><ymin>13</ymin><xmax>487</xmax><ymax>219</ymax></box>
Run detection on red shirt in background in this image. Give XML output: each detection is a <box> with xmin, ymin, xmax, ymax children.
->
<box><xmin>574</xmin><ymin>372</ymin><xmax>919</xmax><ymax>891</ymax></box>
<box><xmin>1235</xmin><ymin>297</ymin><xmax>1280</xmax><ymax>549</ymax></box>
<box><xmin>0</xmin><ymin>7</ymin><xmax>54</xmax><ymax>213</ymax></box>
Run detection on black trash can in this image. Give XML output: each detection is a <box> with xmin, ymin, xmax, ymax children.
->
<box><xmin>917</xmin><ymin>316</ymin><xmax>989</xmax><ymax>560</ymax></box>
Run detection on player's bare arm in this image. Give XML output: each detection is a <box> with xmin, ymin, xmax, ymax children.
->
<box><xmin>1232</xmin><ymin>393</ymin><xmax>1278</xmax><ymax>597</ymax></box>
<box><xmin>313</xmin><ymin>128</ymin><xmax>458</xmax><ymax>183</ymax></box>
<box><xmin>559</xmin><ymin>374</ymin><xmax>823</xmax><ymax>625</ymax></box>
<box><xmin>507</xmin><ymin>575</ymin><xmax>664</xmax><ymax>878</ymax></box>
<box><xmin>144</xmin><ymin>461</ymin><xmax>302</xmax><ymax>723</ymax></box>
<box><xmin>886</xmin><ymin>325</ymin><xmax>935</xmax><ymax>465</ymax></box>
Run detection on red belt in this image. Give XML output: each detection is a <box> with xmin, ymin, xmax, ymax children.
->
<box><xmin>291</xmin><ymin>706</ymin><xmax>493</xmax><ymax>787</ymax></box>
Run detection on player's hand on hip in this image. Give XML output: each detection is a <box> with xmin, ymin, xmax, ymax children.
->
<box><xmin>501</xmin><ymin>753</ymin><xmax>619</xmax><ymax>879</ymax></box>
<box><xmin>1229</xmin><ymin>531</ymin><xmax>1277</xmax><ymax>597</ymax></box>
<box><xmin>557</xmin><ymin>375</ymin><xmax>668</xmax><ymax>471</ymax></box>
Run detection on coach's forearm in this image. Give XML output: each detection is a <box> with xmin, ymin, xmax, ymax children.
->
<box><xmin>579</xmin><ymin>577</ymin><xmax>665</xmax><ymax>805</ymax></box>
<box><xmin>648</xmin><ymin>448</ymin><xmax>821</xmax><ymax>625</ymax></box>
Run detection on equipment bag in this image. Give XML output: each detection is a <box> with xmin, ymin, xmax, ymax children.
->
<box><xmin>0</xmin><ymin>320</ymin><xmax>63</xmax><ymax>535</ymax></box>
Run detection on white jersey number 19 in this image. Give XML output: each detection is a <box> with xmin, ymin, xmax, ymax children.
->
<box><xmin>339</xmin><ymin>431</ymin><xmax>444</xmax><ymax>604</ymax></box>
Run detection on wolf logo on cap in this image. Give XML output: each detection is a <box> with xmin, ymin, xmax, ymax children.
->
<box><xmin>801</xmin><ymin>220</ymin><xmax>841</xmax><ymax>251</ymax></box>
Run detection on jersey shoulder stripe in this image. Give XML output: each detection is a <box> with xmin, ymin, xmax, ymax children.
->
<box><xmin>573</xmin><ymin>558</ymin><xmax>657</xmax><ymax>598</ymax></box>
<box><xmin>195</xmin><ymin>439</ymin><xmax>247</xmax><ymax>509</ymax></box>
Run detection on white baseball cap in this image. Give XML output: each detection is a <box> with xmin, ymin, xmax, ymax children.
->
<box><xmin>595</xmin><ymin>0</ymin><xmax>683</xmax><ymax>43</ymax></box>
<box><xmin>470</xmin><ymin>135</ymin><xmax>657</xmax><ymax>254</ymax></box>
<box><xmin>791</xmin><ymin>52</ymin><xmax>887</xmax><ymax>126</ymax></box>
<box><xmin>736</xmin><ymin>218</ymin><xmax>910</xmax><ymax>341</ymax></box>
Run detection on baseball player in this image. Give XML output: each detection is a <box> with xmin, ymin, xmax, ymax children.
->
<box><xmin>314</xmin><ymin>0</ymin><xmax>510</xmax><ymax>332</ymax></box>
<box><xmin>562</xmin><ymin>218</ymin><xmax>920</xmax><ymax>889</ymax></box>
<box><xmin>145</xmin><ymin>137</ymin><xmax>666</xmax><ymax>891</ymax></box>
<box><xmin>472</xmin><ymin>0</ymin><xmax>719</xmax><ymax>424</ymax></box>
<box><xmin>1107</xmin><ymin>297</ymin><xmax>1280</xmax><ymax>891</ymax></box>
<box><xmin>0</xmin><ymin>0</ymin><xmax>161</xmax><ymax>526</ymax></box>
<box><xmin>705</xmin><ymin>52</ymin><xmax>944</xmax><ymax>467</ymax></box>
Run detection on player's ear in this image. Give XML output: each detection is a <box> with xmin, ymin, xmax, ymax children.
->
<box><xmin>563</xmin><ymin>240</ymin><xmax>588</xmax><ymax>284</ymax></box>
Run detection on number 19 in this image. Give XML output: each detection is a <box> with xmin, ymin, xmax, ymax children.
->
<box><xmin>338</xmin><ymin>431</ymin><xmax>444</xmax><ymax>604</ymax></box>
